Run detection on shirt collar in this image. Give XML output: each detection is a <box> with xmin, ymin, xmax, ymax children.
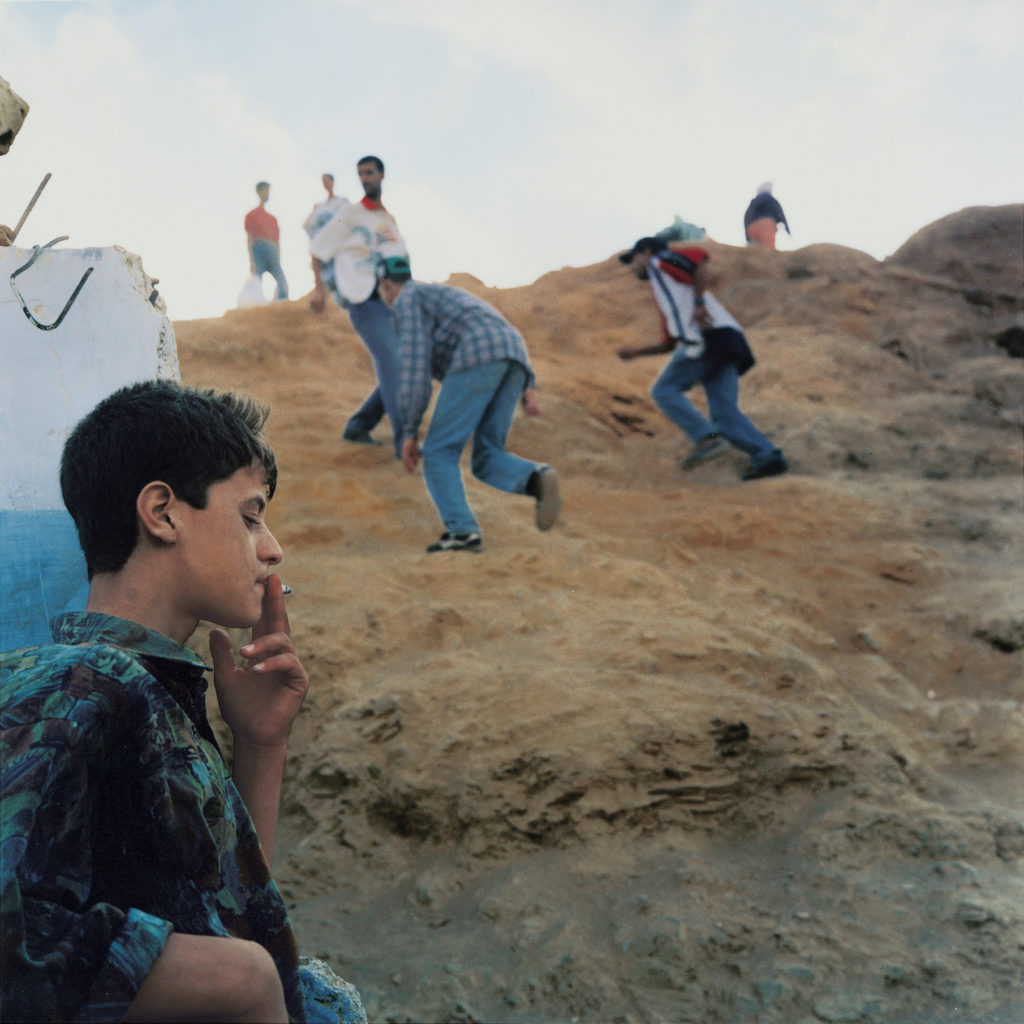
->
<box><xmin>51</xmin><ymin>612</ymin><xmax>210</xmax><ymax>671</ymax></box>
<box><xmin>360</xmin><ymin>196</ymin><xmax>384</xmax><ymax>211</ymax></box>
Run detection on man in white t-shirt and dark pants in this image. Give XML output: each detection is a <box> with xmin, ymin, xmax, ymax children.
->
<box><xmin>617</xmin><ymin>236</ymin><xmax>788</xmax><ymax>481</ymax></box>
<box><xmin>309</xmin><ymin>155</ymin><xmax>408</xmax><ymax>456</ymax></box>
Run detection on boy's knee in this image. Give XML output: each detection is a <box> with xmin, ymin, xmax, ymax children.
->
<box><xmin>222</xmin><ymin>943</ymin><xmax>287</xmax><ymax>1020</ymax></box>
<box><xmin>650</xmin><ymin>380</ymin><xmax>673</xmax><ymax>408</ymax></box>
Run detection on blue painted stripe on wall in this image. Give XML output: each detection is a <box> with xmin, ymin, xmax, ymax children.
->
<box><xmin>0</xmin><ymin>510</ymin><xmax>88</xmax><ymax>651</ymax></box>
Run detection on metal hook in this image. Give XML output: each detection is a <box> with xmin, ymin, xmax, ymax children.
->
<box><xmin>9</xmin><ymin>236</ymin><xmax>94</xmax><ymax>331</ymax></box>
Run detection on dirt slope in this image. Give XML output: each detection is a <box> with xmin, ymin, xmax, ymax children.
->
<box><xmin>175</xmin><ymin>204</ymin><xmax>1023</xmax><ymax>1024</ymax></box>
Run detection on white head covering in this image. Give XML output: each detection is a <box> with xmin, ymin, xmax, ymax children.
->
<box><xmin>756</xmin><ymin>181</ymin><xmax>773</xmax><ymax>195</ymax></box>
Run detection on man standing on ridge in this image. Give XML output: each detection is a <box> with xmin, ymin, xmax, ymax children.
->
<box><xmin>617</xmin><ymin>236</ymin><xmax>788</xmax><ymax>481</ymax></box>
<box><xmin>244</xmin><ymin>181</ymin><xmax>289</xmax><ymax>300</ymax></box>
<box><xmin>743</xmin><ymin>182</ymin><xmax>790</xmax><ymax>250</ymax></box>
<box><xmin>308</xmin><ymin>155</ymin><xmax>408</xmax><ymax>456</ymax></box>
<box><xmin>303</xmin><ymin>172</ymin><xmax>348</xmax><ymax>239</ymax></box>
<box><xmin>303</xmin><ymin>172</ymin><xmax>349</xmax><ymax>309</ymax></box>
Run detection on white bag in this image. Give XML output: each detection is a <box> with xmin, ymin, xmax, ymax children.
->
<box><xmin>236</xmin><ymin>274</ymin><xmax>267</xmax><ymax>308</ymax></box>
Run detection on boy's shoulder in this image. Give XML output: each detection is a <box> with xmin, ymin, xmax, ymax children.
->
<box><xmin>2</xmin><ymin>614</ymin><xmax>205</xmax><ymax>729</ymax></box>
<box><xmin>2</xmin><ymin>637</ymin><xmax>151</xmax><ymax>729</ymax></box>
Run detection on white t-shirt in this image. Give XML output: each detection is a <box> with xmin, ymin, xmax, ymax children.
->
<box><xmin>648</xmin><ymin>255</ymin><xmax>742</xmax><ymax>349</ymax></box>
<box><xmin>308</xmin><ymin>200</ymin><xmax>408</xmax><ymax>303</ymax></box>
<box><xmin>303</xmin><ymin>195</ymin><xmax>349</xmax><ymax>238</ymax></box>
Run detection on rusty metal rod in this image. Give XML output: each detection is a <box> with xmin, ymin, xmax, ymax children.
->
<box><xmin>10</xmin><ymin>172</ymin><xmax>51</xmax><ymax>243</ymax></box>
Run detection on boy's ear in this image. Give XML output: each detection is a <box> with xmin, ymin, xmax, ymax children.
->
<box><xmin>136</xmin><ymin>481</ymin><xmax>179</xmax><ymax>544</ymax></box>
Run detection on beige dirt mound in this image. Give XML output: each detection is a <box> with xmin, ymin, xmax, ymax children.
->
<box><xmin>176</xmin><ymin>205</ymin><xmax>1023</xmax><ymax>1024</ymax></box>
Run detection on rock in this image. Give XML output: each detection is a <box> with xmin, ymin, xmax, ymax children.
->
<box><xmin>0</xmin><ymin>76</ymin><xmax>29</xmax><ymax>156</ymax></box>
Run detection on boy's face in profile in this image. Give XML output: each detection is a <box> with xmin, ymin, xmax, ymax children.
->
<box><xmin>175</xmin><ymin>463</ymin><xmax>283</xmax><ymax>629</ymax></box>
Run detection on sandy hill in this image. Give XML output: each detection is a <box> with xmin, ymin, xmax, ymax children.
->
<box><xmin>175</xmin><ymin>205</ymin><xmax>1023</xmax><ymax>1024</ymax></box>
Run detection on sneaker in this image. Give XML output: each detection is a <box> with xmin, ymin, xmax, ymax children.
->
<box><xmin>532</xmin><ymin>468</ymin><xmax>562</xmax><ymax>531</ymax></box>
<box><xmin>742</xmin><ymin>452</ymin><xmax>789</xmax><ymax>481</ymax></box>
<box><xmin>680</xmin><ymin>433</ymin><xmax>729</xmax><ymax>471</ymax></box>
<box><xmin>342</xmin><ymin>429</ymin><xmax>383</xmax><ymax>446</ymax></box>
<box><xmin>426</xmin><ymin>532</ymin><xmax>482</xmax><ymax>553</ymax></box>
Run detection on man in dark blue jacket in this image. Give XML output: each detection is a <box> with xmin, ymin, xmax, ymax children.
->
<box><xmin>744</xmin><ymin>182</ymin><xmax>790</xmax><ymax>249</ymax></box>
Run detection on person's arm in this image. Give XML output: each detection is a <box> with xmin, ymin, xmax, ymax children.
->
<box><xmin>778</xmin><ymin>202</ymin><xmax>791</xmax><ymax>235</ymax></box>
<box><xmin>402</xmin><ymin>436</ymin><xmax>420</xmax><ymax>472</ymax></box>
<box><xmin>209</xmin><ymin>574</ymin><xmax>308</xmax><ymax>864</ymax></box>
<box><xmin>308</xmin><ymin>204</ymin><xmax>354</xmax><ymax>313</ymax></box>
<box><xmin>1</xmin><ymin>684</ymin><xmax>177</xmax><ymax>1020</ymax></box>
<box><xmin>617</xmin><ymin>341</ymin><xmax>675</xmax><ymax>360</ymax></box>
<box><xmin>395</xmin><ymin>289</ymin><xmax>435</xmax><ymax>463</ymax></box>
<box><xmin>309</xmin><ymin>255</ymin><xmax>327</xmax><ymax>313</ymax></box>
<box><xmin>692</xmin><ymin>261</ymin><xmax>712</xmax><ymax>329</ymax></box>
<box><xmin>124</xmin><ymin>933</ymin><xmax>287</xmax><ymax>1023</ymax></box>
<box><xmin>619</xmin><ymin>268</ymin><xmax>680</xmax><ymax>358</ymax></box>
<box><xmin>247</xmin><ymin>232</ymin><xmax>256</xmax><ymax>274</ymax></box>
<box><xmin>521</xmin><ymin>386</ymin><xmax>541</xmax><ymax>416</ymax></box>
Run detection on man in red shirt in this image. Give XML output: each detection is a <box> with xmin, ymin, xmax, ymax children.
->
<box><xmin>244</xmin><ymin>181</ymin><xmax>288</xmax><ymax>300</ymax></box>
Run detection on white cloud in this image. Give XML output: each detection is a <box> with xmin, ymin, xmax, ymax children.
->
<box><xmin>2</xmin><ymin>0</ymin><xmax>1020</xmax><ymax>319</ymax></box>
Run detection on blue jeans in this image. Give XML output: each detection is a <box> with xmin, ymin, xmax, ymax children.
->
<box><xmin>251</xmin><ymin>239</ymin><xmax>288</xmax><ymax>299</ymax></box>
<box><xmin>422</xmin><ymin>360</ymin><xmax>542</xmax><ymax>535</ymax></box>
<box><xmin>343</xmin><ymin>297</ymin><xmax>403</xmax><ymax>456</ymax></box>
<box><xmin>651</xmin><ymin>348</ymin><xmax>777</xmax><ymax>462</ymax></box>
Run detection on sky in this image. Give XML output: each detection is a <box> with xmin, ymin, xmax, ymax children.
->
<box><xmin>2</xmin><ymin>0</ymin><xmax>1022</xmax><ymax>321</ymax></box>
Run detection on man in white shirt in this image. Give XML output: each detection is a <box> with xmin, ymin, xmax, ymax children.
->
<box><xmin>617</xmin><ymin>237</ymin><xmax>788</xmax><ymax>480</ymax></box>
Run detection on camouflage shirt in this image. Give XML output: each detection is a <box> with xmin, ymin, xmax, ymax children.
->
<box><xmin>0</xmin><ymin>612</ymin><xmax>307</xmax><ymax>1023</ymax></box>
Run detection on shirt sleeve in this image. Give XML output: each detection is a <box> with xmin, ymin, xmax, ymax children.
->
<box><xmin>1</xmin><ymin>712</ymin><xmax>173</xmax><ymax>1022</ymax></box>
<box><xmin>308</xmin><ymin>203</ymin><xmax>356</xmax><ymax>262</ymax></box>
<box><xmin>395</xmin><ymin>288</ymin><xmax>437</xmax><ymax>438</ymax></box>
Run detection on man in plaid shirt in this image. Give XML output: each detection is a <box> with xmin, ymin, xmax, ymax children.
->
<box><xmin>378</xmin><ymin>258</ymin><xmax>561</xmax><ymax>552</ymax></box>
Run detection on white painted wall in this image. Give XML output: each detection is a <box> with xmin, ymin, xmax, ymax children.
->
<box><xmin>0</xmin><ymin>243</ymin><xmax>178</xmax><ymax>648</ymax></box>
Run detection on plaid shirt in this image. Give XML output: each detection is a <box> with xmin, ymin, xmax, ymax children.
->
<box><xmin>392</xmin><ymin>281</ymin><xmax>536</xmax><ymax>437</ymax></box>
<box><xmin>1</xmin><ymin>614</ymin><xmax>312</xmax><ymax>1022</ymax></box>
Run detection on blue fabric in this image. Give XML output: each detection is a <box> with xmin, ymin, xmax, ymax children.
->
<box><xmin>651</xmin><ymin>352</ymin><xmax>777</xmax><ymax>460</ymax></box>
<box><xmin>252</xmin><ymin>238</ymin><xmax>289</xmax><ymax>299</ymax></box>
<box><xmin>0</xmin><ymin>510</ymin><xmax>88</xmax><ymax>651</ymax></box>
<box><xmin>421</xmin><ymin>360</ymin><xmax>541</xmax><ymax>535</ymax></box>
<box><xmin>299</xmin><ymin>958</ymin><xmax>367</xmax><ymax>1024</ymax></box>
<box><xmin>342</xmin><ymin>297</ymin><xmax>404</xmax><ymax>456</ymax></box>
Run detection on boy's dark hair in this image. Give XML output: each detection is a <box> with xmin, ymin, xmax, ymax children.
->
<box><xmin>357</xmin><ymin>155</ymin><xmax>384</xmax><ymax>173</ymax></box>
<box><xmin>60</xmin><ymin>380</ymin><xmax>278</xmax><ymax>578</ymax></box>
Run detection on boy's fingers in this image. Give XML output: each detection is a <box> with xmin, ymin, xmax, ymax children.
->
<box><xmin>248</xmin><ymin>653</ymin><xmax>307</xmax><ymax>687</ymax></box>
<box><xmin>242</xmin><ymin>632</ymin><xmax>294</xmax><ymax>661</ymax></box>
<box><xmin>255</xmin><ymin>573</ymin><xmax>289</xmax><ymax>639</ymax></box>
<box><xmin>208</xmin><ymin>628</ymin><xmax>236</xmax><ymax>675</ymax></box>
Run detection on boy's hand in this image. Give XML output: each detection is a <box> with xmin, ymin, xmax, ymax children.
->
<box><xmin>209</xmin><ymin>574</ymin><xmax>309</xmax><ymax>750</ymax></box>
<box><xmin>402</xmin><ymin>436</ymin><xmax>420</xmax><ymax>473</ymax></box>
<box><xmin>521</xmin><ymin>387</ymin><xmax>542</xmax><ymax>417</ymax></box>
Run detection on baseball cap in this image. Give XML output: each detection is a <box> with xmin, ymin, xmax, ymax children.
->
<box><xmin>380</xmin><ymin>255</ymin><xmax>412</xmax><ymax>279</ymax></box>
<box><xmin>618</xmin><ymin>236</ymin><xmax>666</xmax><ymax>264</ymax></box>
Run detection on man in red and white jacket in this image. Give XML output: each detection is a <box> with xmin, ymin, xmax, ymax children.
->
<box><xmin>617</xmin><ymin>237</ymin><xmax>788</xmax><ymax>479</ymax></box>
